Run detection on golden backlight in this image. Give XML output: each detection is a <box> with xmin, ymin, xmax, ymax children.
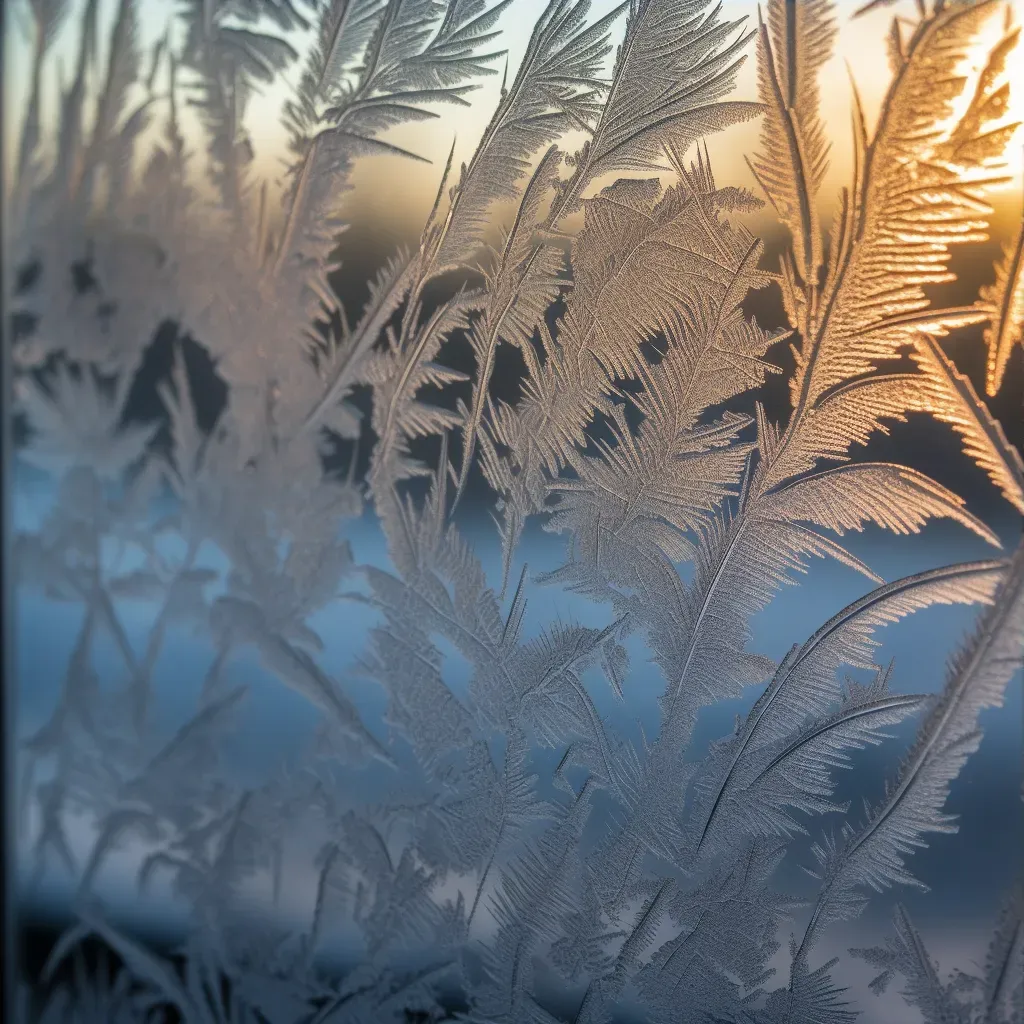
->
<box><xmin>3</xmin><ymin>0</ymin><xmax>1022</xmax><ymax>231</ymax></box>
<box><xmin>337</xmin><ymin>0</ymin><xmax>1024</xmax><ymax>235</ymax></box>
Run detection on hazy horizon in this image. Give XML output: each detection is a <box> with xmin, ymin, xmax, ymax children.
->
<box><xmin>5</xmin><ymin>0</ymin><xmax>1024</xmax><ymax>238</ymax></box>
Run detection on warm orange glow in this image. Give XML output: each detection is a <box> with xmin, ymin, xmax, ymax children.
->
<box><xmin>5</xmin><ymin>0</ymin><xmax>1023</xmax><ymax>235</ymax></box>
<box><xmin>956</xmin><ymin>2</ymin><xmax>1024</xmax><ymax>192</ymax></box>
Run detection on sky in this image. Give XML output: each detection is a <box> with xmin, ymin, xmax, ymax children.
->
<box><xmin>4</xmin><ymin>0</ymin><xmax>1024</xmax><ymax>240</ymax></box>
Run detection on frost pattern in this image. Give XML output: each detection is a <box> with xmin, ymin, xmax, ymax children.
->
<box><xmin>6</xmin><ymin>0</ymin><xmax>1024</xmax><ymax>1022</ymax></box>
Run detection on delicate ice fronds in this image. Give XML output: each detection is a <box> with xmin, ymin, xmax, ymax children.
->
<box><xmin>280</xmin><ymin>0</ymin><xmax>508</xmax><ymax>267</ymax></box>
<box><xmin>362</xmin><ymin>458</ymin><xmax>507</xmax><ymax>645</ymax></box>
<box><xmin>566</xmin><ymin>0</ymin><xmax>761</xmax><ymax>192</ymax></box>
<box><xmin>507</xmin><ymin>619</ymin><xmax>630</xmax><ymax>787</ymax></box>
<box><xmin>42</xmin><ymin>909</ymin><xmax>212</xmax><ymax>1024</ymax></box>
<box><xmin>178</xmin><ymin>0</ymin><xmax>300</xmax><ymax>224</ymax></box>
<box><xmin>302</xmin><ymin>248</ymin><xmax>416</xmax><ymax>436</ymax></box>
<box><xmin>762</xmin><ymin>941</ymin><xmax>857</xmax><ymax>1024</ymax></box>
<box><xmin>432</xmin><ymin>0</ymin><xmax>618</xmax><ymax>270</ymax></box>
<box><xmin>685</xmin><ymin>559</ymin><xmax>1006</xmax><ymax>858</ymax></box>
<box><xmin>570</xmin><ymin>879</ymin><xmax>672</xmax><ymax>1021</ymax></box>
<box><xmin>310</xmin><ymin>960</ymin><xmax>462</xmax><ymax>1023</ymax></box>
<box><xmin>18</xmin><ymin>366</ymin><xmax>158</xmax><ymax>481</ymax></box>
<box><xmin>686</xmin><ymin>664</ymin><xmax>924</xmax><ymax>862</ymax></box>
<box><xmin>77</xmin><ymin>686</ymin><xmax>249</xmax><ymax>897</ymax></box>
<box><xmin>851</xmin><ymin>883</ymin><xmax>1023</xmax><ymax>1024</ymax></box>
<box><xmin>367</xmin><ymin>289</ymin><xmax>481</xmax><ymax>488</ymax></box>
<box><xmin>980</xmin><ymin>882</ymin><xmax>1024</xmax><ymax>1024</ymax></box>
<box><xmin>544</xmin><ymin>410</ymin><xmax>753</xmax><ymax>601</ymax></box>
<box><xmin>910</xmin><ymin>334</ymin><xmax>1024</xmax><ymax>515</ymax></box>
<box><xmin>850</xmin><ymin>904</ymin><xmax>976</xmax><ymax>1022</ymax></box>
<box><xmin>788</xmin><ymin>0</ymin><xmax>1015</xmax><ymax>407</ymax></box>
<box><xmin>13</xmin><ymin>0</ymin><xmax>73</xmax><ymax>203</ymax></box>
<box><xmin>977</xmin><ymin>219</ymin><xmax>1024</xmax><ymax>398</ymax></box>
<box><xmin>760</xmin><ymin>463</ymin><xmax>1000</xmax><ymax>546</ymax></box>
<box><xmin>637</xmin><ymin>845</ymin><xmax>796</xmax><ymax>1021</ymax></box>
<box><xmin>349</xmin><ymin>0</ymin><xmax>621</xmax><ymax>494</ymax></box>
<box><xmin>641</xmin><ymin>437</ymin><xmax>994</xmax><ymax>744</ymax></box>
<box><xmin>486</xmin><ymin>153</ymin><xmax>781</xmax><ymax>583</ymax></box>
<box><xmin>80</xmin><ymin>0</ymin><xmax>141</xmax><ymax>192</ymax></box>
<box><xmin>796</xmin><ymin>540</ymin><xmax>1024</xmax><ymax>964</ymax></box>
<box><xmin>443</xmin><ymin>1</ymin><xmax>768</xmax><ymax>527</ymax></box>
<box><xmin>370</xmin><ymin>626</ymin><xmax>477</xmax><ymax>772</ymax></box>
<box><xmin>455</xmin><ymin>146</ymin><xmax>567</xmax><ymax>500</ymax></box>
<box><xmin>290</xmin><ymin>0</ymin><xmax>387</xmax><ymax>125</ymax></box>
<box><xmin>749</xmin><ymin>0</ymin><xmax>836</xmax><ymax>308</ymax></box>
<box><xmin>473</xmin><ymin>784</ymin><xmax>593</xmax><ymax>1022</ymax></box>
<box><xmin>650</xmin><ymin>510</ymin><xmax>802</xmax><ymax>728</ymax></box>
<box><xmin>319</xmin><ymin>0</ymin><xmax>504</xmax><ymax>145</ymax></box>
<box><xmin>363</xmin><ymin>466</ymin><xmax>630</xmax><ymax>793</ymax></box>
<box><xmin>562</xmin><ymin>160</ymin><xmax>775</xmax><ymax>389</ymax></box>
<box><xmin>315</xmin><ymin>814</ymin><xmax>464</xmax><ymax>962</ymax></box>
<box><xmin>211</xmin><ymin>595</ymin><xmax>394</xmax><ymax>766</ymax></box>
<box><xmin>364</xmin><ymin>630</ymin><xmax>554</xmax><ymax>879</ymax></box>
<box><xmin>936</xmin><ymin>13</ymin><xmax>1020</xmax><ymax>172</ymax></box>
<box><xmin>757</xmin><ymin>366</ymin><xmax>989</xmax><ymax>488</ymax></box>
<box><xmin>462</xmin><ymin>727</ymin><xmax>556</xmax><ymax>922</ymax></box>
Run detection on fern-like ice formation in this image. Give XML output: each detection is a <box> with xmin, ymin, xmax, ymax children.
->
<box><xmin>978</xmin><ymin>216</ymin><xmax>1024</xmax><ymax>396</ymax></box>
<box><xmin>6</xmin><ymin>0</ymin><xmax>1024</xmax><ymax>1022</ymax></box>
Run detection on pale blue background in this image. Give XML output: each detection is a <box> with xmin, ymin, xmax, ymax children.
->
<box><xmin>12</xmin><ymin>459</ymin><xmax>1023</xmax><ymax>1015</ymax></box>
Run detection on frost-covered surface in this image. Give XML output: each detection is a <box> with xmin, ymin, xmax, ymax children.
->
<box><xmin>5</xmin><ymin>0</ymin><xmax>1024</xmax><ymax>1022</ymax></box>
